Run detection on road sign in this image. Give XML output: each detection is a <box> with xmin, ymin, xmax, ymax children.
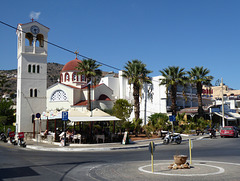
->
<box><xmin>169</xmin><ymin>115</ymin><xmax>176</xmax><ymax>122</ymax></box>
<box><xmin>149</xmin><ymin>141</ymin><xmax>155</xmax><ymax>153</ymax></box>
<box><xmin>62</xmin><ymin>111</ymin><xmax>68</xmax><ymax>121</ymax></box>
<box><xmin>36</xmin><ymin>113</ymin><xmax>41</xmax><ymax>119</ymax></box>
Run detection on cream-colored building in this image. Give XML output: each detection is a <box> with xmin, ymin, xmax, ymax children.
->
<box><xmin>16</xmin><ymin>21</ymin><xmax>214</xmax><ymax>134</ymax></box>
<box><xmin>203</xmin><ymin>84</ymin><xmax>240</xmax><ymax>100</ymax></box>
<box><xmin>46</xmin><ymin>58</ymin><xmax>114</xmax><ymax>112</ymax></box>
<box><xmin>16</xmin><ymin>21</ymin><xmax>49</xmax><ymax>133</ymax></box>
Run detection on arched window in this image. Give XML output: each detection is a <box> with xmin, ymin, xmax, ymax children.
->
<box><xmin>32</xmin><ymin>65</ymin><xmax>36</xmax><ymax>73</ymax></box>
<box><xmin>65</xmin><ymin>73</ymin><xmax>69</xmax><ymax>82</ymax></box>
<box><xmin>36</xmin><ymin>34</ymin><xmax>44</xmax><ymax>47</ymax></box>
<box><xmin>30</xmin><ymin>89</ymin><xmax>33</xmax><ymax>97</ymax></box>
<box><xmin>37</xmin><ymin>65</ymin><xmax>40</xmax><ymax>73</ymax></box>
<box><xmin>50</xmin><ymin>90</ymin><xmax>68</xmax><ymax>102</ymax></box>
<box><xmin>25</xmin><ymin>33</ymin><xmax>33</xmax><ymax>46</ymax></box>
<box><xmin>34</xmin><ymin>89</ymin><xmax>37</xmax><ymax>97</ymax></box>
<box><xmin>28</xmin><ymin>64</ymin><xmax>31</xmax><ymax>73</ymax></box>
<box><xmin>72</xmin><ymin>73</ymin><xmax>77</xmax><ymax>81</ymax></box>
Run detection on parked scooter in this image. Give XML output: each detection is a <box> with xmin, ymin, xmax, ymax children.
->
<box><xmin>0</xmin><ymin>132</ymin><xmax>8</xmax><ymax>143</ymax></box>
<box><xmin>17</xmin><ymin>132</ymin><xmax>26</xmax><ymax>147</ymax></box>
<box><xmin>9</xmin><ymin>131</ymin><xmax>17</xmax><ymax>145</ymax></box>
<box><xmin>163</xmin><ymin>132</ymin><xmax>182</xmax><ymax>144</ymax></box>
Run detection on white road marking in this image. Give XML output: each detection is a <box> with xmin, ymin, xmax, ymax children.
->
<box><xmin>138</xmin><ymin>160</ymin><xmax>240</xmax><ymax>176</ymax></box>
<box><xmin>139</xmin><ymin>163</ymin><xmax>225</xmax><ymax>176</ymax></box>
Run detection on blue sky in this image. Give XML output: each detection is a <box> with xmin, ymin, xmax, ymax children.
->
<box><xmin>1</xmin><ymin>0</ymin><xmax>240</xmax><ymax>89</ymax></box>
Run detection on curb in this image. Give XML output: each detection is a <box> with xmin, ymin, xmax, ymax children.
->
<box><xmin>25</xmin><ymin>135</ymin><xmax>210</xmax><ymax>152</ymax></box>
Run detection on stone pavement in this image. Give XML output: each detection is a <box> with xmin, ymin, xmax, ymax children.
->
<box><xmin>23</xmin><ymin>133</ymin><xmax>211</xmax><ymax>152</ymax></box>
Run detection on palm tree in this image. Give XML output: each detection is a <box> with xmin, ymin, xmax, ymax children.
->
<box><xmin>187</xmin><ymin>66</ymin><xmax>213</xmax><ymax>118</ymax></box>
<box><xmin>159</xmin><ymin>66</ymin><xmax>186</xmax><ymax>116</ymax></box>
<box><xmin>75</xmin><ymin>59</ymin><xmax>102</xmax><ymax>111</ymax></box>
<box><xmin>122</xmin><ymin>60</ymin><xmax>152</xmax><ymax>122</ymax></box>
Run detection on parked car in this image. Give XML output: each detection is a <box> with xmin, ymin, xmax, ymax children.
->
<box><xmin>220</xmin><ymin>126</ymin><xmax>239</xmax><ymax>138</ymax></box>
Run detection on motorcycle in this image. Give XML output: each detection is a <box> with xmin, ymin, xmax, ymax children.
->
<box><xmin>209</xmin><ymin>128</ymin><xmax>216</xmax><ymax>139</ymax></box>
<box><xmin>163</xmin><ymin>132</ymin><xmax>182</xmax><ymax>144</ymax></box>
<box><xmin>9</xmin><ymin>131</ymin><xmax>17</xmax><ymax>145</ymax></box>
<box><xmin>18</xmin><ymin>138</ymin><xmax>26</xmax><ymax>147</ymax></box>
<box><xmin>0</xmin><ymin>132</ymin><xmax>8</xmax><ymax>143</ymax></box>
<box><xmin>17</xmin><ymin>132</ymin><xmax>26</xmax><ymax>147</ymax></box>
<box><xmin>10</xmin><ymin>137</ymin><xmax>17</xmax><ymax>145</ymax></box>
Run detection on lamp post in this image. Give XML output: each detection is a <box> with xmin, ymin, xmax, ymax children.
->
<box><xmin>221</xmin><ymin>78</ymin><xmax>225</xmax><ymax>127</ymax></box>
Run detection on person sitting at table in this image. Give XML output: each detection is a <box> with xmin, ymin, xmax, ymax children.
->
<box><xmin>66</xmin><ymin>129</ymin><xmax>73</xmax><ymax>142</ymax></box>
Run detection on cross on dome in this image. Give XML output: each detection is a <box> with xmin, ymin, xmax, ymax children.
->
<box><xmin>74</xmin><ymin>50</ymin><xmax>79</xmax><ymax>58</ymax></box>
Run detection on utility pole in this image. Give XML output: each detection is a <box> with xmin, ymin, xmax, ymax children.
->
<box><xmin>221</xmin><ymin>78</ymin><xmax>225</xmax><ymax>127</ymax></box>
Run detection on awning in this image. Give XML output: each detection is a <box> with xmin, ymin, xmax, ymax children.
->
<box><xmin>68</xmin><ymin>108</ymin><xmax>121</xmax><ymax>122</ymax></box>
<box><xmin>41</xmin><ymin>108</ymin><xmax>121</xmax><ymax>122</ymax></box>
<box><xmin>227</xmin><ymin>112</ymin><xmax>240</xmax><ymax>119</ymax></box>
<box><xmin>214</xmin><ymin>112</ymin><xmax>236</xmax><ymax>121</ymax></box>
<box><xmin>69</xmin><ymin>116</ymin><xmax>121</xmax><ymax>122</ymax></box>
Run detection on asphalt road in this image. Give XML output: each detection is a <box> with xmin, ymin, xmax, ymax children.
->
<box><xmin>0</xmin><ymin>137</ymin><xmax>240</xmax><ymax>181</ymax></box>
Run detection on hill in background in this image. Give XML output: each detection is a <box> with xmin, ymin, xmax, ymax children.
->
<box><xmin>0</xmin><ymin>62</ymin><xmax>118</xmax><ymax>95</ymax></box>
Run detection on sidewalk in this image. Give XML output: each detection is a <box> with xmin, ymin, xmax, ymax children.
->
<box><xmin>24</xmin><ymin>134</ymin><xmax>210</xmax><ymax>152</ymax></box>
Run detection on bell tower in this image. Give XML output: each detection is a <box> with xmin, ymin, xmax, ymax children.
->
<box><xmin>16</xmin><ymin>21</ymin><xmax>49</xmax><ymax>133</ymax></box>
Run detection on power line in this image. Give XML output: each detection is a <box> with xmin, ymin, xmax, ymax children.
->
<box><xmin>0</xmin><ymin>20</ymin><xmax>121</xmax><ymax>71</ymax></box>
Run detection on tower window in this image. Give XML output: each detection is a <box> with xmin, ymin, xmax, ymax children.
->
<box><xmin>28</xmin><ymin>64</ymin><xmax>31</xmax><ymax>73</ymax></box>
<box><xmin>36</xmin><ymin>34</ymin><xmax>44</xmax><ymax>47</ymax></box>
<box><xmin>37</xmin><ymin>65</ymin><xmax>40</xmax><ymax>73</ymax></box>
<box><xmin>33</xmin><ymin>65</ymin><xmax>36</xmax><ymax>73</ymax></box>
<box><xmin>34</xmin><ymin>89</ymin><xmax>37</xmax><ymax>97</ymax></box>
<box><xmin>30</xmin><ymin>89</ymin><xmax>33</xmax><ymax>97</ymax></box>
<box><xmin>25</xmin><ymin>33</ymin><xmax>33</xmax><ymax>46</ymax></box>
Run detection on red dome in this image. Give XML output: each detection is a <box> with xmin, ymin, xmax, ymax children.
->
<box><xmin>62</xmin><ymin>58</ymin><xmax>82</xmax><ymax>72</ymax></box>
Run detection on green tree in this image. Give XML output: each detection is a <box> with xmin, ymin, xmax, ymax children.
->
<box><xmin>187</xmin><ymin>66</ymin><xmax>213</xmax><ymax>117</ymax></box>
<box><xmin>112</xmin><ymin>99</ymin><xmax>132</xmax><ymax>121</ymax></box>
<box><xmin>159</xmin><ymin>66</ymin><xmax>186</xmax><ymax>116</ymax></box>
<box><xmin>0</xmin><ymin>98</ymin><xmax>15</xmax><ymax>128</ymax></box>
<box><xmin>148</xmin><ymin>113</ymin><xmax>169</xmax><ymax>128</ymax></box>
<box><xmin>75</xmin><ymin>59</ymin><xmax>102</xmax><ymax>111</ymax></box>
<box><xmin>122</xmin><ymin>60</ymin><xmax>152</xmax><ymax>122</ymax></box>
<box><xmin>112</xmin><ymin>99</ymin><xmax>133</xmax><ymax>133</ymax></box>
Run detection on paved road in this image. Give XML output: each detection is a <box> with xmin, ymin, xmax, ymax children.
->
<box><xmin>0</xmin><ymin>137</ymin><xmax>240</xmax><ymax>181</ymax></box>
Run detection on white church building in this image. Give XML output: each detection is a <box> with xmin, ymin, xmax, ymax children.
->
<box><xmin>16</xmin><ymin>20</ymin><xmax>212</xmax><ymax>134</ymax></box>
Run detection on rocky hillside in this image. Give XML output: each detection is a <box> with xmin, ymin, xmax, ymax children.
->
<box><xmin>0</xmin><ymin>63</ymin><xmax>64</xmax><ymax>94</ymax></box>
<box><xmin>0</xmin><ymin>62</ymin><xmax>118</xmax><ymax>95</ymax></box>
<box><xmin>47</xmin><ymin>62</ymin><xmax>64</xmax><ymax>87</ymax></box>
